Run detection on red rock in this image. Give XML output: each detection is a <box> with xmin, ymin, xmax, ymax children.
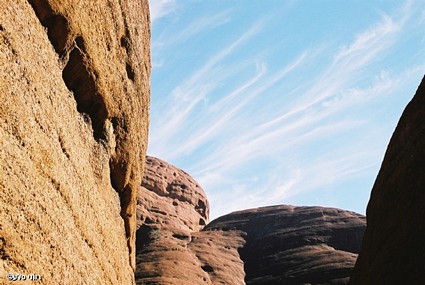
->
<box><xmin>138</xmin><ymin>156</ymin><xmax>209</xmax><ymax>231</ymax></box>
<box><xmin>136</xmin><ymin>156</ymin><xmax>245</xmax><ymax>285</ymax></box>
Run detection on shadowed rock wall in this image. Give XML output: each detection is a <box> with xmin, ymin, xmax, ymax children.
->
<box><xmin>0</xmin><ymin>0</ymin><xmax>150</xmax><ymax>283</ymax></box>
<box><xmin>350</xmin><ymin>76</ymin><xmax>425</xmax><ymax>285</ymax></box>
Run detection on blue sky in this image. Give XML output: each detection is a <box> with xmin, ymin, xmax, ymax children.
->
<box><xmin>147</xmin><ymin>0</ymin><xmax>425</xmax><ymax>220</ymax></box>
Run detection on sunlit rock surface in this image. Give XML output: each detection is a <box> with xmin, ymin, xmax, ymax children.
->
<box><xmin>0</xmin><ymin>0</ymin><xmax>150</xmax><ymax>283</ymax></box>
<box><xmin>136</xmin><ymin>156</ymin><xmax>245</xmax><ymax>285</ymax></box>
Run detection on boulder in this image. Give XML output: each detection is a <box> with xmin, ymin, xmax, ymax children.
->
<box><xmin>0</xmin><ymin>0</ymin><xmax>150</xmax><ymax>283</ymax></box>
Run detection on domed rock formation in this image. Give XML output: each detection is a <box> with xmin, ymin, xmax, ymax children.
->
<box><xmin>139</xmin><ymin>156</ymin><xmax>209</xmax><ymax>231</ymax></box>
<box><xmin>135</xmin><ymin>157</ymin><xmax>366</xmax><ymax>285</ymax></box>
<box><xmin>207</xmin><ymin>205</ymin><xmax>366</xmax><ymax>285</ymax></box>
<box><xmin>350</xmin><ymin>77</ymin><xmax>425</xmax><ymax>285</ymax></box>
<box><xmin>0</xmin><ymin>0</ymin><xmax>150</xmax><ymax>284</ymax></box>
<box><xmin>135</xmin><ymin>156</ymin><xmax>246</xmax><ymax>285</ymax></box>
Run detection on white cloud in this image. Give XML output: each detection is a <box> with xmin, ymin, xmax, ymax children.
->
<box><xmin>148</xmin><ymin>1</ymin><xmax>425</xmax><ymax>219</ymax></box>
<box><xmin>149</xmin><ymin>0</ymin><xmax>177</xmax><ymax>23</ymax></box>
<box><xmin>149</xmin><ymin>22</ymin><xmax>264</xmax><ymax>157</ymax></box>
<box><xmin>334</xmin><ymin>14</ymin><xmax>399</xmax><ymax>65</ymax></box>
<box><xmin>164</xmin><ymin>10</ymin><xmax>232</xmax><ymax>46</ymax></box>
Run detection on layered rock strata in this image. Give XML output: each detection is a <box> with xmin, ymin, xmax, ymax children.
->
<box><xmin>350</xmin><ymin>77</ymin><xmax>425</xmax><ymax>285</ymax></box>
<box><xmin>208</xmin><ymin>205</ymin><xmax>366</xmax><ymax>285</ymax></box>
<box><xmin>135</xmin><ymin>157</ymin><xmax>366</xmax><ymax>285</ymax></box>
<box><xmin>0</xmin><ymin>0</ymin><xmax>150</xmax><ymax>284</ymax></box>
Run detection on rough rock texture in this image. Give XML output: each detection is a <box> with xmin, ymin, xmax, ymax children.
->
<box><xmin>136</xmin><ymin>156</ymin><xmax>246</xmax><ymax>285</ymax></box>
<box><xmin>350</xmin><ymin>76</ymin><xmax>425</xmax><ymax>285</ymax></box>
<box><xmin>140</xmin><ymin>156</ymin><xmax>209</xmax><ymax>230</ymax></box>
<box><xmin>136</xmin><ymin>157</ymin><xmax>366</xmax><ymax>285</ymax></box>
<box><xmin>0</xmin><ymin>0</ymin><xmax>150</xmax><ymax>284</ymax></box>
<box><xmin>208</xmin><ymin>205</ymin><xmax>366</xmax><ymax>285</ymax></box>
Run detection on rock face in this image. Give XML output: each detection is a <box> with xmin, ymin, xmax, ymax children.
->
<box><xmin>0</xmin><ymin>0</ymin><xmax>150</xmax><ymax>284</ymax></box>
<box><xmin>350</xmin><ymin>76</ymin><xmax>425</xmax><ymax>285</ymax></box>
<box><xmin>208</xmin><ymin>205</ymin><xmax>366</xmax><ymax>285</ymax></box>
<box><xmin>135</xmin><ymin>156</ymin><xmax>246</xmax><ymax>285</ymax></box>
<box><xmin>139</xmin><ymin>156</ymin><xmax>209</xmax><ymax>230</ymax></box>
<box><xmin>135</xmin><ymin>157</ymin><xmax>366</xmax><ymax>285</ymax></box>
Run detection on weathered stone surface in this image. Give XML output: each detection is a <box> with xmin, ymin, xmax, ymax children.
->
<box><xmin>136</xmin><ymin>156</ymin><xmax>246</xmax><ymax>285</ymax></box>
<box><xmin>136</xmin><ymin>157</ymin><xmax>366</xmax><ymax>285</ymax></box>
<box><xmin>140</xmin><ymin>156</ymin><xmax>209</xmax><ymax>230</ymax></box>
<box><xmin>207</xmin><ymin>205</ymin><xmax>366</xmax><ymax>285</ymax></box>
<box><xmin>350</xmin><ymin>76</ymin><xmax>425</xmax><ymax>285</ymax></box>
<box><xmin>0</xmin><ymin>0</ymin><xmax>150</xmax><ymax>283</ymax></box>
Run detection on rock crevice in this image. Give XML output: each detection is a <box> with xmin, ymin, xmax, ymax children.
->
<box><xmin>0</xmin><ymin>0</ymin><xmax>150</xmax><ymax>283</ymax></box>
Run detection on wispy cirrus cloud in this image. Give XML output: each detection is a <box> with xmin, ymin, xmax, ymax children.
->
<box><xmin>149</xmin><ymin>21</ymin><xmax>264</xmax><ymax>155</ymax></box>
<box><xmin>162</xmin><ymin>9</ymin><xmax>232</xmax><ymax>46</ymax></box>
<box><xmin>149</xmin><ymin>0</ymin><xmax>177</xmax><ymax>23</ymax></box>
<box><xmin>148</xmin><ymin>1</ymin><xmax>425</xmax><ymax>219</ymax></box>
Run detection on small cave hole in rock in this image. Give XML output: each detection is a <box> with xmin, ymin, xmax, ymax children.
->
<box><xmin>172</xmin><ymin>233</ymin><xmax>189</xmax><ymax>240</ymax></box>
<box><xmin>201</xmin><ymin>264</ymin><xmax>214</xmax><ymax>273</ymax></box>
<box><xmin>120</xmin><ymin>35</ymin><xmax>130</xmax><ymax>52</ymax></box>
<box><xmin>62</xmin><ymin>40</ymin><xmax>107</xmax><ymax>141</ymax></box>
<box><xmin>75</xmin><ymin>35</ymin><xmax>86</xmax><ymax>50</ymax></box>
<box><xmin>136</xmin><ymin>224</ymin><xmax>154</xmax><ymax>252</ymax></box>
<box><xmin>196</xmin><ymin>200</ymin><xmax>207</xmax><ymax>217</ymax></box>
<box><xmin>144</xmin><ymin>217</ymin><xmax>154</xmax><ymax>224</ymax></box>
<box><xmin>126</xmin><ymin>62</ymin><xmax>135</xmax><ymax>81</ymax></box>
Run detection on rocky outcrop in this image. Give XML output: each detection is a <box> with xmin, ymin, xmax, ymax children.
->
<box><xmin>208</xmin><ymin>205</ymin><xmax>366</xmax><ymax>285</ymax></box>
<box><xmin>0</xmin><ymin>0</ymin><xmax>150</xmax><ymax>284</ymax></box>
<box><xmin>135</xmin><ymin>157</ymin><xmax>366</xmax><ymax>285</ymax></box>
<box><xmin>139</xmin><ymin>156</ymin><xmax>209</xmax><ymax>230</ymax></box>
<box><xmin>136</xmin><ymin>156</ymin><xmax>246</xmax><ymax>285</ymax></box>
<box><xmin>350</xmin><ymin>76</ymin><xmax>425</xmax><ymax>285</ymax></box>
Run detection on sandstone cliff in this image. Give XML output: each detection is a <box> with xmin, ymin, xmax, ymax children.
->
<box><xmin>0</xmin><ymin>0</ymin><xmax>150</xmax><ymax>284</ymax></box>
<box><xmin>135</xmin><ymin>157</ymin><xmax>366</xmax><ymax>285</ymax></box>
<box><xmin>350</xmin><ymin>76</ymin><xmax>425</xmax><ymax>285</ymax></box>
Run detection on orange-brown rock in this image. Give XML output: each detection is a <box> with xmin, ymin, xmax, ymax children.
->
<box><xmin>136</xmin><ymin>156</ymin><xmax>246</xmax><ymax>285</ymax></box>
<box><xmin>350</xmin><ymin>76</ymin><xmax>425</xmax><ymax>285</ymax></box>
<box><xmin>0</xmin><ymin>0</ymin><xmax>150</xmax><ymax>284</ymax></box>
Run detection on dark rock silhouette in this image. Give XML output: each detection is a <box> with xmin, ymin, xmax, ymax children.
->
<box><xmin>350</xmin><ymin>76</ymin><xmax>425</xmax><ymax>285</ymax></box>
